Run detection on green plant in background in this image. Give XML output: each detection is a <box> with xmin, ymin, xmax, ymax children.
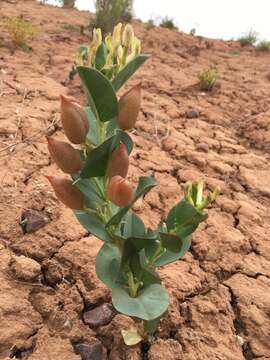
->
<box><xmin>159</xmin><ymin>16</ymin><xmax>178</xmax><ymax>30</ymax></box>
<box><xmin>1</xmin><ymin>17</ymin><xmax>34</xmax><ymax>47</ymax></box>
<box><xmin>238</xmin><ymin>29</ymin><xmax>258</xmax><ymax>47</ymax></box>
<box><xmin>198</xmin><ymin>65</ymin><xmax>219</xmax><ymax>91</ymax></box>
<box><xmin>256</xmin><ymin>40</ymin><xmax>270</xmax><ymax>52</ymax></box>
<box><xmin>91</xmin><ymin>0</ymin><xmax>133</xmax><ymax>34</ymax></box>
<box><xmin>46</xmin><ymin>24</ymin><xmax>219</xmax><ymax>344</ymax></box>
<box><xmin>76</xmin><ymin>23</ymin><xmax>141</xmax><ymax>80</ymax></box>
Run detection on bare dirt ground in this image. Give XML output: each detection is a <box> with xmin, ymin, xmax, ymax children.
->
<box><xmin>0</xmin><ymin>1</ymin><xmax>270</xmax><ymax>359</ymax></box>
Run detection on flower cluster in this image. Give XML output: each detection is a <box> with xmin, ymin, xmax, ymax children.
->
<box><xmin>76</xmin><ymin>23</ymin><xmax>141</xmax><ymax>80</ymax></box>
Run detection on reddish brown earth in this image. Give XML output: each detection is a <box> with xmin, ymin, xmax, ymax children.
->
<box><xmin>1</xmin><ymin>1</ymin><xmax>270</xmax><ymax>359</ymax></box>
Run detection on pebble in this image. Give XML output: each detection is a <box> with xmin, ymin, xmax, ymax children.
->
<box><xmin>185</xmin><ymin>109</ymin><xmax>200</xmax><ymax>119</ymax></box>
<box><xmin>74</xmin><ymin>339</ymin><xmax>103</xmax><ymax>360</ymax></box>
<box><xmin>83</xmin><ymin>303</ymin><xmax>114</xmax><ymax>328</ymax></box>
<box><xmin>20</xmin><ymin>209</ymin><xmax>50</xmax><ymax>233</ymax></box>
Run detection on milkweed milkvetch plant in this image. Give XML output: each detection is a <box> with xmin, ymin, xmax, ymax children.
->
<box><xmin>46</xmin><ymin>23</ymin><xmax>219</xmax><ymax>345</ymax></box>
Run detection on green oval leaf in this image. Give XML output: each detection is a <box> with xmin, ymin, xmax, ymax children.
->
<box><xmin>112</xmin><ymin>54</ymin><xmax>151</xmax><ymax>92</ymax></box>
<box><xmin>85</xmin><ymin>107</ymin><xmax>99</xmax><ymax>146</ymax></box>
<box><xmin>95</xmin><ymin>43</ymin><xmax>107</xmax><ymax>70</ymax></box>
<box><xmin>166</xmin><ymin>199</ymin><xmax>207</xmax><ymax>238</ymax></box>
<box><xmin>96</xmin><ymin>243</ymin><xmax>121</xmax><ymax>288</ymax></box>
<box><xmin>159</xmin><ymin>232</ymin><xmax>183</xmax><ymax>253</ymax></box>
<box><xmin>77</xmin><ymin>66</ymin><xmax>118</xmax><ymax>122</ymax></box>
<box><xmin>80</xmin><ymin>131</ymin><xmax>133</xmax><ymax>178</ymax></box>
<box><xmin>112</xmin><ymin>283</ymin><xmax>169</xmax><ymax>321</ymax></box>
<box><xmin>155</xmin><ymin>235</ymin><xmax>191</xmax><ymax>267</ymax></box>
<box><xmin>75</xmin><ymin>210</ymin><xmax>111</xmax><ymax>242</ymax></box>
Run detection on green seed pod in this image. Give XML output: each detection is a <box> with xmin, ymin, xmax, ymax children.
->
<box><xmin>46</xmin><ymin>176</ymin><xmax>84</xmax><ymax>209</ymax></box>
<box><xmin>106</xmin><ymin>143</ymin><xmax>129</xmax><ymax>179</ymax></box>
<box><xmin>60</xmin><ymin>95</ymin><xmax>89</xmax><ymax>144</ymax></box>
<box><xmin>117</xmin><ymin>83</ymin><xmax>141</xmax><ymax>130</ymax></box>
<box><xmin>47</xmin><ymin>137</ymin><xmax>82</xmax><ymax>174</ymax></box>
<box><xmin>107</xmin><ymin>175</ymin><xmax>133</xmax><ymax>207</ymax></box>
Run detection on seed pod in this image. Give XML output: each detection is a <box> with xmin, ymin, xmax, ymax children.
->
<box><xmin>106</xmin><ymin>143</ymin><xmax>129</xmax><ymax>179</ymax></box>
<box><xmin>107</xmin><ymin>176</ymin><xmax>134</xmax><ymax>207</ymax></box>
<box><xmin>117</xmin><ymin>83</ymin><xmax>141</xmax><ymax>130</ymax></box>
<box><xmin>47</xmin><ymin>137</ymin><xmax>82</xmax><ymax>174</ymax></box>
<box><xmin>46</xmin><ymin>176</ymin><xmax>84</xmax><ymax>209</ymax></box>
<box><xmin>60</xmin><ymin>95</ymin><xmax>89</xmax><ymax>144</ymax></box>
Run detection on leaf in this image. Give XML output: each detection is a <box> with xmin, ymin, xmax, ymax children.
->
<box><xmin>96</xmin><ymin>243</ymin><xmax>121</xmax><ymax>288</ymax></box>
<box><xmin>77</xmin><ymin>66</ymin><xmax>118</xmax><ymax>122</ymax></box>
<box><xmin>159</xmin><ymin>232</ymin><xmax>183</xmax><ymax>253</ymax></box>
<box><xmin>166</xmin><ymin>199</ymin><xmax>207</xmax><ymax>238</ymax></box>
<box><xmin>112</xmin><ymin>54</ymin><xmax>151</xmax><ymax>92</ymax></box>
<box><xmin>121</xmin><ymin>328</ymin><xmax>143</xmax><ymax>346</ymax></box>
<box><xmin>80</xmin><ymin>130</ymin><xmax>133</xmax><ymax>178</ymax></box>
<box><xmin>80</xmin><ymin>136</ymin><xmax>115</xmax><ymax>178</ymax></box>
<box><xmin>107</xmin><ymin>176</ymin><xmax>157</xmax><ymax>227</ymax></box>
<box><xmin>144</xmin><ymin>317</ymin><xmax>160</xmax><ymax>335</ymax></box>
<box><xmin>75</xmin><ymin>210</ymin><xmax>111</xmax><ymax>242</ymax></box>
<box><xmin>155</xmin><ymin>235</ymin><xmax>191</xmax><ymax>267</ymax></box>
<box><xmin>95</xmin><ymin>43</ymin><xmax>107</xmax><ymax>70</ymax></box>
<box><xmin>112</xmin><ymin>283</ymin><xmax>169</xmax><ymax>321</ymax></box>
<box><xmin>73</xmin><ymin>177</ymin><xmax>104</xmax><ymax>209</ymax></box>
<box><xmin>123</xmin><ymin>212</ymin><xmax>146</xmax><ymax>238</ymax></box>
<box><xmin>85</xmin><ymin>107</ymin><xmax>99</xmax><ymax>146</ymax></box>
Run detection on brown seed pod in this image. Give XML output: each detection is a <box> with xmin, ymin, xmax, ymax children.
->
<box><xmin>46</xmin><ymin>176</ymin><xmax>84</xmax><ymax>209</ymax></box>
<box><xmin>47</xmin><ymin>137</ymin><xmax>82</xmax><ymax>174</ymax></box>
<box><xmin>107</xmin><ymin>175</ymin><xmax>134</xmax><ymax>207</ymax></box>
<box><xmin>106</xmin><ymin>143</ymin><xmax>129</xmax><ymax>179</ymax></box>
<box><xmin>60</xmin><ymin>95</ymin><xmax>89</xmax><ymax>144</ymax></box>
<box><xmin>117</xmin><ymin>83</ymin><xmax>141</xmax><ymax>130</ymax></box>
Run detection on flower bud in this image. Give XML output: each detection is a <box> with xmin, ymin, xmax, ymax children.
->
<box><xmin>60</xmin><ymin>95</ymin><xmax>89</xmax><ymax>144</ymax></box>
<box><xmin>112</xmin><ymin>23</ymin><xmax>122</xmax><ymax>49</ymax></box>
<box><xmin>107</xmin><ymin>176</ymin><xmax>134</xmax><ymax>207</ymax></box>
<box><xmin>93</xmin><ymin>28</ymin><xmax>102</xmax><ymax>46</ymax></box>
<box><xmin>123</xmin><ymin>24</ymin><xmax>134</xmax><ymax>49</ymax></box>
<box><xmin>117</xmin><ymin>83</ymin><xmax>141</xmax><ymax>130</ymax></box>
<box><xmin>47</xmin><ymin>137</ymin><xmax>82</xmax><ymax>174</ymax></box>
<box><xmin>46</xmin><ymin>176</ymin><xmax>84</xmax><ymax>209</ymax></box>
<box><xmin>106</xmin><ymin>143</ymin><xmax>129</xmax><ymax>179</ymax></box>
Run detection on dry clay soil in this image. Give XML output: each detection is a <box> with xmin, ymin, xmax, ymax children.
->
<box><xmin>1</xmin><ymin>1</ymin><xmax>270</xmax><ymax>360</ymax></box>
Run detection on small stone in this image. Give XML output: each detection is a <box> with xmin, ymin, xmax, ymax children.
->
<box><xmin>83</xmin><ymin>303</ymin><xmax>114</xmax><ymax>328</ymax></box>
<box><xmin>74</xmin><ymin>338</ymin><xmax>103</xmax><ymax>360</ymax></box>
<box><xmin>20</xmin><ymin>209</ymin><xmax>50</xmax><ymax>233</ymax></box>
<box><xmin>185</xmin><ymin>109</ymin><xmax>200</xmax><ymax>119</ymax></box>
<box><xmin>196</xmin><ymin>143</ymin><xmax>209</xmax><ymax>152</ymax></box>
<box><xmin>9</xmin><ymin>255</ymin><xmax>41</xmax><ymax>281</ymax></box>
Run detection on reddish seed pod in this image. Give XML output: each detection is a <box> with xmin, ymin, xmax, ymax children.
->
<box><xmin>106</xmin><ymin>143</ymin><xmax>129</xmax><ymax>179</ymax></box>
<box><xmin>60</xmin><ymin>95</ymin><xmax>89</xmax><ymax>144</ymax></box>
<box><xmin>47</xmin><ymin>137</ymin><xmax>82</xmax><ymax>174</ymax></box>
<box><xmin>107</xmin><ymin>176</ymin><xmax>134</xmax><ymax>207</ymax></box>
<box><xmin>117</xmin><ymin>83</ymin><xmax>141</xmax><ymax>130</ymax></box>
<box><xmin>46</xmin><ymin>176</ymin><xmax>84</xmax><ymax>209</ymax></box>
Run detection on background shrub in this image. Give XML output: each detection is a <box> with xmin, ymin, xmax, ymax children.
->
<box><xmin>198</xmin><ymin>66</ymin><xmax>219</xmax><ymax>91</ymax></box>
<box><xmin>91</xmin><ymin>0</ymin><xmax>133</xmax><ymax>34</ymax></box>
<box><xmin>159</xmin><ymin>16</ymin><xmax>178</xmax><ymax>30</ymax></box>
<box><xmin>256</xmin><ymin>40</ymin><xmax>270</xmax><ymax>52</ymax></box>
<box><xmin>1</xmin><ymin>17</ymin><xmax>34</xmax><ymax>46</ymax></box>
<box><xmin>238</xmin><ymin>29</ymin><xmax>258</xmax><ymax>47</ymax></box>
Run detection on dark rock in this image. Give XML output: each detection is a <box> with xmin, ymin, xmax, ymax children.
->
<box><xmin>20</xmin><ymin>209</ymin><xmax>50</xmax><ymax>233</ymax></box>
<box><xmin>74</xmin><ymin>338</ymin><xmax>103</xmax><ymax>360</ymax></box>
<box><xmin>83</xmin><ymin>303</ymin><xmax>114</xmax><ymax>328</ymax></box>
<box><xmin>185</xmin><ymin>110</ymin><xmax>200</xmax><ymax>119</ymax></box>
<box><xmin>196</xmin><ymin>143</ymin><xmax>209</xmax><ymax>152</ymax></box>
